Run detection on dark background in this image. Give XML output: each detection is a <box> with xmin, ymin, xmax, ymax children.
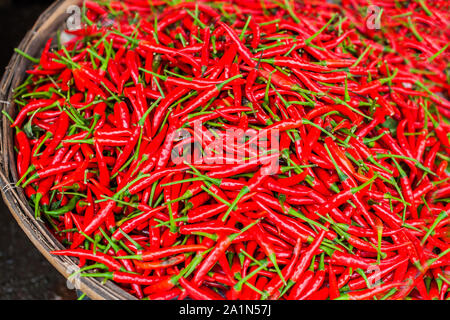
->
<box><xmin>0</xmin><ymin>0</ymin><xmax>77</xmax><ymax>300</ymax></box>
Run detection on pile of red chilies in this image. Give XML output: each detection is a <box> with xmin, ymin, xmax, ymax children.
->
<box><xmin>8</xmin><ymin>0</ymin><xmax>450</xmax><ymax>300</ymax></box>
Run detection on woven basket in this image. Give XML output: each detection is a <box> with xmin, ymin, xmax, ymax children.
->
<box><xmin>0</xmin><ymin>0</ymin><xmax>135</xmax><ymax>300</ymax></box>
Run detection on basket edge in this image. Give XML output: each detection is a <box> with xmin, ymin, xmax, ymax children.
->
<box><xmin>0</xmin><ymin>0</ymin><xmax>137</xmax><ymax>301</ymax></box>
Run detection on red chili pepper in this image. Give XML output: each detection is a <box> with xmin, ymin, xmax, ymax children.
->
<box><xmin>134</xmin><ymin>254</ymin><xmax>187</xmax><ymax>270</ymax></box>
<box><xmin>290</xmin><ymin>229</ymin><xmax>327</xmax><ymax>284</ymax></box>
<box><xmin>152</xmin><ymin>87</ymin><xmax>189</xmax><ymax>133</ymax></box>
<box><xmin>15</xmin><ymin>129</ymin><xmax>31</xmax><ymax>177</ymax></box>
<box><xmin>70</xmin><ymin>200</ymin><xmax>116</xmax><ymax>249</ymax></box>
<box><xmin>94</xmin><ymin>141</ymin><xmax>109</xmax><ymax>187</ymax></box>
<box><xmin>192</xmin><ymin>221</ymin><xmax>259</xmax><ymax>286</ymax></box>
<box><xmin>180</xmin><ymin>222</ymin><xmax>239</xmax><ymax>236</ymax></box>
<box><xmin>40</xmin><ymin>112</ymin><xmax>70</xmax><ymax>162</ymax></box>
<box><xmin>22</xmin><ymin>162</ymin><xmax>81</xmax><ymax>187</ymax></box>
<box><xmin>328</xmin><ymin>262</ymin><xmax>340</xmax><ymax>300</ymax></box>
<box><xmin>336</xmin><ymin>282</ymin><xmax>404</xmax><ymax>300</ymax></box>
<box><xmin>12</xmin><ymin>1</ymin><xmax>450</xmax><ymax>301</ymax></box>
<box><xmin>217</xmin><ymin>21</ymin><xmax>256</xmax><ymax>68</ymax></box>
<box><xmin>125</xmin><ymin>50</ymin><xmax>140</xmax><ymax>85</ymax></box>
<box><xmin>111</xmin><ymin>206</ymin><xmax>166</xmax><ymax>241</ymax></box>
<box><xmin>51</xmin><ymin>249</ymin><xmax>123</xmax><ymax>271</ymax></box>
<box><xmin>113</xmin><ymin>101</ymin><xmax>131</xmax><ymax>129</ymax></box>
<box><xmin>12</xmin><ymin>99</ymin><xmax>62</xmax><ymax>128</ymax></box>
<box><xmin>298</xmin><ymin>254</ymin><xmax>326</xmax><ymax>300</ymax></box>
<box><xmin>178</xmin><ymin>277</ymin><xmax>224</xmax><ymax>300</ymax></box>
<box><xmin>121</xmin><ymin>244</ymin><xmax>208</xmax><ymax>262</ymax></box>
<box><xmin>330</xmin><ymin>250</ymin><xmax>402</xmax><ymax>270</ymax></box>
<box><xmin>288</xmin><ymin>256</ymin><xmax>317</xmax><ymax>300</ymax></box>
<box><xmin>111</xmin><ymin>126</ymin><xmax>141</xmax><ymax>175</ymax></box>
<box><xmin>171</xmin><ymin>74</ymin><xmax>243</xmax><ymax>119</ymax></box>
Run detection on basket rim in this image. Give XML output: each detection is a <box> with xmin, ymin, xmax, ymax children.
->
<box><xmin>0</xmin><ymin>0</ymin><xmax>136</xmax><ymax>300</ymax></box>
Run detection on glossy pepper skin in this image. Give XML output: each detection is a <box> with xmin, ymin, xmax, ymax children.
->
<box><xmin>10</xmin><ymin>0</ymin><xmax>450</xmax><ymax>301</ymax></box>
